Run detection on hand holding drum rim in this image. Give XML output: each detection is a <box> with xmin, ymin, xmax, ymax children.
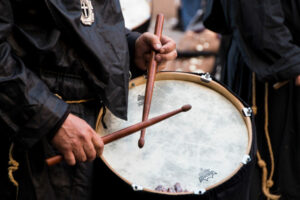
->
<box><xmin>47</xmin><ymin>104</ymin><xmax>192</xmax><ymax>166</ymax></box>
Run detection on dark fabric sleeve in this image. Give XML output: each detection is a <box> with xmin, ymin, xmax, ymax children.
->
<box><xmin>0</xmin><ymin>0</ymin><xmax>69</xmax><ymax>148</ymax></box>
<box><xmin>203</xmin><ymin>0</ymin><xmax>232</xmax><ymax>34</ymax></box>
<box><xmin>125</xmin><ymin>29</ymin><xmax>145</xmax><ymax>78</ymax></box>
<box><xmin>236</xmin><ymin>0</ymin><xmax>300</xmax><ymax>82</ymax></box>
<box><xmin>46</xmin><ymin>109</ymin><xmax>70</xmax><ymax>142</ymax></box>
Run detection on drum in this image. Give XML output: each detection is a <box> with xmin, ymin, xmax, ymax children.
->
<box><xmin>120</xmin><ymin>0</ymin><xmax>152</xmax><ymax>33</ymax></box>
<box><xmin>96</xmin><ymin>72</ymin><xmax>256</xmax><ymax>199</ymax></box>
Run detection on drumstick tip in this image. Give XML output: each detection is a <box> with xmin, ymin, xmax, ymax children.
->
<box><xmin>181</xmin><ymin>104</ymin><xmax>192</xmax><ymax>112</ymax></box>
<box><xmin>138</xmin><ymin>138</ymin><xmax>145</xmax><ymax>148</ymax></box>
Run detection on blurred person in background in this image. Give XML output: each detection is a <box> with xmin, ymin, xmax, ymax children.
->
<box><xmin>204</xmin><ymin>0</ymin><xmax>300</xmax><ymax>199</ymax></box>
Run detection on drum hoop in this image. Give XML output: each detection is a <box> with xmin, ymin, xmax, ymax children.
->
<box><xmin>96</xmin><ymin>72</ymin><xmax>253</xmax><ymax>195</ymax></box>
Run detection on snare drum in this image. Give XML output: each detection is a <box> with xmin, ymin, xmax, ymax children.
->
<box><xmin>95</xmin><ymin>72</ymin><xmax>256</xmax><ymax>199</ymax></box>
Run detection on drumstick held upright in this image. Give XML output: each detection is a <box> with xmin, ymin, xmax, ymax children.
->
<box><xmin>46</xmin><ymin>104</ymin><xmax>191</xmax><ymax>166</ymax></box>
<box><xmin>139</xmin><ymin>14</ymin><xmax>165</xmax><ymax>148</ymax></box>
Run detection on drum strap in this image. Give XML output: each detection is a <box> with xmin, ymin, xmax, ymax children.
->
<box><xmin>54</xmin><ymin>94</ymin><xmax>95</xmax><ymax>104</ymax></box>
<box><xmin>252</xmin><ymin>73</ymin><xmax>281</xmax><ymax>200</ymax></box>
<box><xmin>8</xmin><ymin>143</ymin><xmax>19</xmax><ymax>200</ymax></box>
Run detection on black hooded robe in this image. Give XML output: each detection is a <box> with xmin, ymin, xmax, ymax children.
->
<box><xmin>204</xmin><ymin>0</ymin><xmax>300</xmax><ymax>199</ymax></box>
<box><xmin>0</xmin><ymin>0</ymin><xmax>143</xmax><ymax>199</ymax></box>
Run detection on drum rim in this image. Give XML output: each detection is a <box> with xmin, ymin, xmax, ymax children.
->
<box><xmin>96</xmin><ymin>71</ymin><xmax>253</xmax><ymax>195</ymax></box>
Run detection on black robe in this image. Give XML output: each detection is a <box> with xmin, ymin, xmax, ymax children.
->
<box><xmin>204</xmin><ymin>0</ymin><xmax>300</xmax><ymax>199</ymax></box>
<box><xmin>0</xmin><ymin>0</ymin><xmax>142</xmax><ymax>199</ymax></box>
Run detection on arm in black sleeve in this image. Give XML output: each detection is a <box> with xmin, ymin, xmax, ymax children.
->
<box><xmin>125</xmin><ymin>29</ymin><xmax>145</xmax><ymax>78</ymax></box>
<box><xmin>0</xmin><ymin>0</ymin><xmax>69</xmax><ymax>148</ymax></box>
<box><xmin>236</xmin><ymin>0</ymin><xmax>300</xmax><ymax>82</ymax></box>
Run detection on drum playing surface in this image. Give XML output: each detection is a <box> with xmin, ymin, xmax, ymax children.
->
<box><xmin>97</xmin><ymin>73</ymin><xmax>250</xmax><ymax>193</ymax></box>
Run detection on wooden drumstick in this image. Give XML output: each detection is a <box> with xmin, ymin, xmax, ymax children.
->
<box><xmin>139</xmin><ymin>14</ymin><xmax>165</xmax><ymax>148</ymax></box>
<box><xmin>46</xmin><ymin>104</ymin><xmax>192</xmax><ymax>166</ymax></box>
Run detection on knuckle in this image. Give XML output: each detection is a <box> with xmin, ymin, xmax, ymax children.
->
<box><xmin>173</xmin><ymin>50</ymin><xmax>178</xmax><ymax>58</ymax></box>
<box><xmin>87</xmin><ymin>151</ymin><xmax>96</xmax><ymax>161</ymax></box>
<box><xmin>76</xmin><ymin>154</ymin><xmax>87</xmax><ymax>163</ymax></box>
<box><xmin>79</xmin><ymin>132</ymin><xmax>89</xmax><ymax>142</ymax></box>
<box><xmin>64</xmin><ymin>154</ymin><xmax>76</xmax><ymax>166</ymax></box>
<box><xmin>66</xmin><ymin>159</ymin><xmax>76</xmax><ymax>166</ymax></box>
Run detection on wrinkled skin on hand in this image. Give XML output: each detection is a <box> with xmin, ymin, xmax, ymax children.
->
<box><xmin>52</xmin><ymin>113</ymin><xmax>104</xmax><ymax>166</ymax></box>
<box><xmin>135</xmin><ymin>32</ymin><xmax>177</xmax><ymax>71</ymax></box>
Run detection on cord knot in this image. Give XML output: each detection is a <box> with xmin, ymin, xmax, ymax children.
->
<box><xmin>267</xmin><ymin>180</ymin><xmax>274</xmax><ymax>188</ymax></box>
<box><xmin>258</xmin><ymin>160</ymin><xmax>266</xmax><ymax>167</ymax></box>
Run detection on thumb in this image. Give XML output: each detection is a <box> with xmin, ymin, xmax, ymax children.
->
<box><xmin>142</xmin><ymin>33</ymin><xmax>162</xmax><ymax>51</ymax></box>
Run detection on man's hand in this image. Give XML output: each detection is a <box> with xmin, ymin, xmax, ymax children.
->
<box><xmin>134</xmin><ymin>32</ymin><xmax>177</xmax><ymax>71</ymax></box>
<box><xmin>51</xmin><ymin>113</ymin><xmax>104</xmax><ymax>166</ymax></box>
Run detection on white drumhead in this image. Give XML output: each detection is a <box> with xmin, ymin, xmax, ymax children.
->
<box><xmin>120</xmin><ymin>0</ymin><xmax>151</xmax><ymax>30</ymax></box>
<box><xmin>97</xmin><ymin>73</ymin><xmax>250</xmax><ymax>193</ymax></box>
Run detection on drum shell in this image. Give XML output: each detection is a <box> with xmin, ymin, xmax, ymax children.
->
<box><xmin>95</xmin><ymin>72</ymin><xmax>257</xmax><ymax>200</ymax></box>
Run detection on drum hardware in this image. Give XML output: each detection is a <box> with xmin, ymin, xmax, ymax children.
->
<box><xmin>128</xmin><ymin>71</ymin><xmax>132</xmax><ymax>80</ymax></box>
<box><xmin>132</xmin><ymin>184</ymin><xmax>144</xmax><ymax>191</ymax></box>
<box><xmin>45</xmin><ymin>104</ymin><xmax>192</xmax><ymax>166</ymax></box>
<box><xmin>194</xmin><ymin>188</ymin><xmax>206</xmax><ymax>195</ymax></box>
<box><xmin>200</xmin><ymin>72</ymin><xmax>212</xmax><ymax>83</ymax></box>
<box><xmin>242</xmin><ymin>155</ymin><xmax>252</xmax><ymax>165</ymax></box>
<box><xmin>242</xmin><ymin>107</ymin><xmax>253</xmax><ymax>117</ymax></box>
<box><xmin>139</xmin><ymin>14</ymin><xmax>164</xmax><ymax>148</ymax></box>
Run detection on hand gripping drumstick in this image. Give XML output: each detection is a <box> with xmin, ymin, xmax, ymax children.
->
<box><xmin>139</xmin><ymin>14</ymin><xmax>165</xmax><ymax>148</ymax></box>
<box><xmin>46</xmin><ymin>104</ymin><xmax>191</xmax><ymax>166</ymax></box>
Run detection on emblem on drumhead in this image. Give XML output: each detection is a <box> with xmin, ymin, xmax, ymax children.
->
<box><xmin>137</xmin><ymin>95</ymin><xmax>145</xmax><ymax>106</ymax></box>
<box><xmin>198</xmin><ymin>168</ymin><xmax>217</xmax><ymax>183</ymax></box>
<box><xmin>80</xmin><ymin>0</ymin><xmax>94</xmax><ymax>26</ymax></box>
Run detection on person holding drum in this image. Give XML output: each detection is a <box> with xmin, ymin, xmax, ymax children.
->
<box><xmin>204</xmin><ymin>0</ymin><xmax>300</xmax><ymax>199</ymax></box>
<box><xmin>0</xmin><ymin>0</ymin><xmax>176</xmax><ymax>199</ymax></box>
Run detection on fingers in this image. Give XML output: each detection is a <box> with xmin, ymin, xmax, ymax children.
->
<box><xmin>83</xmin><ymin>138</ymin><xmax>96</xmax><ymax>162</ymax></box>
<box><xmin>155</xmin><ymin>50</ymin><xmax>177</xmax><ymax>63</ymax></box>
<box><xmin>52</xmin><ymin>114</ymin><xmax>104</xmax><ymax>166</ymax></box>
<box><xmin>78</xmin><ymin>127</ymin><xmax>103</xmax><ymax>163</ymax></box>
<box><xmin>141</xmin><ymin>34</ymin><xmax>176</xmax><ymax>54</ymax></box>
<box><xmin>64</xmin><ymin>151</ymin><xmax>76</xmax><ymax>166</ymax></box>
<box><xmin>73</xmin><ymin>145</ymin><xmax>87</xmax><ymax>163</ymax></box>
<box><xmin>141</xmin><ymin>32</ymin><xmax>162</xmax><ymax>51</ymax></box>
<box><xmin>134</xmin><ymin>33</ymin><xmax>177</xmax><ymax>72</ymax></box>
<box><xmin>160</xmin><ymin>35</ymin><xmax>176</xmax><ymax>54</ymax></box>
<box><xmin>141</xmin><ymin>34</ymin><xmax>177</xmax><ymax>63</ymax></box>
<box><xmin>63</xmin><ymin>131</ymin><xmax>102</xmax><ymax>165</ymax></box>
<box><xmin>92</xmin><ymin>134</ymin><xmax>104</xmax><ymax>156</ymax></box>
